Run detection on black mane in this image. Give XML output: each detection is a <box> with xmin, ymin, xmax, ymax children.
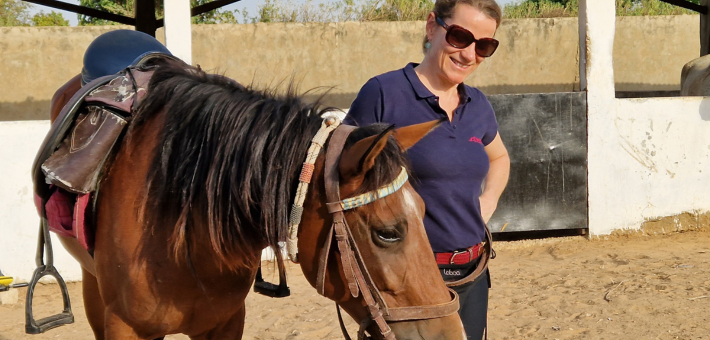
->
<box><xmin>130</xmin><ymin>60</ymin><xmax>406</xmax><ymax>269</ymax></box>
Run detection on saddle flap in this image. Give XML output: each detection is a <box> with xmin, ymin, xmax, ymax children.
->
<box><xmin>41</xmin><ymin>106</ymin><xmax>127</xmax><ymax>194</ymax></box>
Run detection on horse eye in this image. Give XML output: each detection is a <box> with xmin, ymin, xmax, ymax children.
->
<box><xmin>375</xmin><ymin>228</ymin><xmax>401</xmax><ymax>244</ymax></box>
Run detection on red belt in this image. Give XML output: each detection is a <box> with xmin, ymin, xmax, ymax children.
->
<box><xmin>435</xmin><ymin>243</ymin><xmax>483</xmax><ymax>265</ymax></box>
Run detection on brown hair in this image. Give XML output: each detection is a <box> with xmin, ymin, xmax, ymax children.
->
<box><xmin>423</xmin><ymin>0</ymin><xmax>502</xmax><ymax>53</ymax></box>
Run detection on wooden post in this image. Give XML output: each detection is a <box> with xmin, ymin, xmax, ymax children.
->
<box><xmin>135</xmin><ymin>0</ymin><xmax>157</xmax><ymax>37</ymax></box>
<box><xmin>702</xmin><ymin>0</ymin><xmax>709</xmax><ymax>56</ymax></box>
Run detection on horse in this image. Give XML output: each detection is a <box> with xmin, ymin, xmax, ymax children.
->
<box><xmin>45</xmin><ymin>59</ymin><xmax>466</xmax><ymax>340</ymax></box>
<box><xmin>681</xmin><ymin>54</ymin><xmax>710</xmax><ymax>96</ymax></box>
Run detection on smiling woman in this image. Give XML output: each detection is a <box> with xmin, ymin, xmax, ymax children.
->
<box><xmin>344</xmin><ymin>0</ymin><xmax>511</xmax><ymax>339</ymax></box>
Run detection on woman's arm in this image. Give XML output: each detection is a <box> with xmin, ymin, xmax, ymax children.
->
<box><xmin>480</xmin><ymin>132</ymin><xmax>510</xmax><ymax>223</ymax></box>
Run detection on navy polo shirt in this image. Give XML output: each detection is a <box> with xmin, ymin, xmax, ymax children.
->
<box><xmin>344</xmin><ymin>63</ymin><xmax>498</xmax><ymax>253</ymax></box>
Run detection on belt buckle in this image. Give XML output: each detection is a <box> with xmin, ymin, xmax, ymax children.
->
<box><xmin>449</xmin><ymin>249</ymin><xmax>471</xmax><ymax>265</ymax></box>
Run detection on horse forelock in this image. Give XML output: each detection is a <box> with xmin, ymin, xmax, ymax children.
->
<box><xmin>130</xmin><ymin>60</ymin><xmax>338</xmax><ymax>270</ymax></box>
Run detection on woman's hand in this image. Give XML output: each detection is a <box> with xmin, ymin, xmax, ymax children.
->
<box><xmin>481</xmin><ymin>133</ymin><xmax>510</xmax><ymax>224</ymax></box>
<box><xmin>479</xmin><ymin>195</ymin><xmax>498</xmax><ymax>224</ymax></box>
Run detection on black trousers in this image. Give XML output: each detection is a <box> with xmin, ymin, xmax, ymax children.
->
<box><xmin>439</xmin><ymin>259</ymin><xmax>490</xmax><ymax>340</ymax></box>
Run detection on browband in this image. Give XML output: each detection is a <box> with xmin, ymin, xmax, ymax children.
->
<box><xmin>326</xmin><ymin>166</ymin><xmax>408</xmax><ymax>214</ymax></box>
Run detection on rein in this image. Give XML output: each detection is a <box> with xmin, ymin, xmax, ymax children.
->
<box><xmin>288</xmin><ymin>118</ymin><xmax>460</xmax><ymax>340</ymax></box>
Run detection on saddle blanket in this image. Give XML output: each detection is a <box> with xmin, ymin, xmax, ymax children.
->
<box><xmin>34</xmin><ymin>188</ymin><xmax>94</xmax><ymax>251</ymax></box>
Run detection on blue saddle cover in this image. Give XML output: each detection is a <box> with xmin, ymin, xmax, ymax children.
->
<box><xmin>81</xmin><ymin>29</ymin><xmax>172</xmax><ymax>85</ymax></box>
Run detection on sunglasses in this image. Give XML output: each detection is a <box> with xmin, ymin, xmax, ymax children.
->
<box><xmin>435</xmin><ymin>16</ymin><xmax>499</xmax><ymax>58</ymax></box>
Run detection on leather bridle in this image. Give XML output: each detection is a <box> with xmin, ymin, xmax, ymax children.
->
<box><xmin>310</xmin><ymin>122</ymin><xmax>460</xmax><ymax>340</ymax></box>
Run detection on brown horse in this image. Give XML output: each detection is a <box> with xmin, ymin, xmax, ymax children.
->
<box><xmin>48</xmin><ymin>61</ymin><xmax>465</xmax><ymax>340</ymax></box>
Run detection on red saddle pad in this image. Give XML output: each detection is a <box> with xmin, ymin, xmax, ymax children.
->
<box><xmin>34</xmin><ymin>188</ymin><xmax>94</xmax><ymax>251</ymax></box>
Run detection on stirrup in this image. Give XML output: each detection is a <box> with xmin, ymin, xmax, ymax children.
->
<box><xmin>25</xmin><ymin>218</ymin><xmax>74</xmax><ymax>334</ymax></box>
<box><xmin>253</xmin><ymin>262</ymin><xmax>290</xmax><ymax>298</ymax></box>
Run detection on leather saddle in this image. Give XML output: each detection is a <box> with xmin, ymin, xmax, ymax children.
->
<box><xmin>33</xmin><ymin>53</ymin><xmax>179</xmax><ymax>199</ymax></box>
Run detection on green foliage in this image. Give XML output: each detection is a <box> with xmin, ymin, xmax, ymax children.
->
<box><xmin>0</xmin><ymin>0</ymin><xmax>30</xmax><ymax>26</ymax></box>
<box><xmin>79</xmin><ymin>0</ymin><xmax>138</xmax><ymax>25</ymax></box>
<box><xmin>32</xmin><ymin>11</ymin><xmax>70</xmax><ymax>26</ymax></box>
<box><xmin>1</xmin><ymin>0</ymin><xmax>68</xmax><ymax>26</ymax></box>
<box><xmin>191</xmin><ymin>2</ymin><xmax>238</xmax><ymax>24</ymax></box>
<box><xmin>240</xmin><ymin>0</ymin><xmax>434</xmax><ymax>23</ymax></box>
<box><xmin>504</xmin><ymin>0</ymin><xmax>702</xmax><ymax>19</ymax></box>
<box><xmin>359</xmin><ymin>0</ymin><xmax>433</xmax><ymax>21</ymax></box>
<box><xmin>616</xmin><ymin>0</ymin><xmax>700</xmax><ymax>16</ymax></box>
<box><xmin>238</xmin><ymin>0</ymin><xmax>358</xmax><ymax>23</ymax></box>
<box><xmin>503</xmin><ymin>0</ymin><xmax>577</xmax><ymax>18</ymax></box>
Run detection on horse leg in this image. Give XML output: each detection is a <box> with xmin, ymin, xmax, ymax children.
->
<box><xmin>82</xmin><ymin>267</ymin><xmax>106</xmax><ymax>340</ymax></box>
<box><xmin>188</xmin><ymin>302</ymin><xmax>246</xmax><ymax>340</ymax></box>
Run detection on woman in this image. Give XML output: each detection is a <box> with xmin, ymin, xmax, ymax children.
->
<box><xmin>344</xmin><ymin>0</ymin><xmax>510</xmax><ymax>338</ymax></box>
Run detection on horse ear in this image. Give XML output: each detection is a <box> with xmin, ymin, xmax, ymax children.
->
<box><xmin>393</xmin><ymin>119</ymin><xmax>444</xmax><ymax>150</ymax></box>
<box><xmin>339</xmin><ymin>125</ymin><xmax>396</xmax><ymax>180</ymax></box>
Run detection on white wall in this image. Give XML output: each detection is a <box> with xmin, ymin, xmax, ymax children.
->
<box><xmin>589</xmin><ymin>97</ymin><xmax>710</xmax><ymax>235</ymax></box>
<box><xmin>0</xmin><ymin>121</ymin><xmax>83</xmax><ymax>282</ymax></box>
<box><xmin>583</xmin><ymin>0</ymin><xmax>710</xmax><ymax>235</ymax></box>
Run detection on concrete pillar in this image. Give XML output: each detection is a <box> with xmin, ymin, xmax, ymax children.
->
<box><xmin>579</xmin><ymin>0</ymin><xmax>618</xmax><ymax>235</ymax></box>
<box><xmin>164</xmin><ymin>0</ymin><xmax>193</xmax><ymax>65</ymax></box>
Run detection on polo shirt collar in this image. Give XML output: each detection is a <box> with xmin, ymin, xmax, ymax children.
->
<box><xmin>403</xmin><ymin>63</ymin><xmax>472</xmax><ymax>103</ymax></box>
<box><xmin>404</xmin><ymin>63</ymin><xmax>435</xmax><ymax>99</ymax></box>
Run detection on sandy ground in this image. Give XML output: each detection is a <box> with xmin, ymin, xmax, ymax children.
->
<box><xmin>1</xmin><ymin>217</ymin><xmax>709</xmax><ymax>340</ymax></box>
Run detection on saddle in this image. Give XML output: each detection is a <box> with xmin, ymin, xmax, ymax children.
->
<box><xmin>32</xmin><ymin>53</ymin><xmax>179</xmax><ymax>251</ymax></box>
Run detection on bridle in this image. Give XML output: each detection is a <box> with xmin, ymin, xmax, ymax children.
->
<box><xmin>287</xmin><ymin>117</ymin><xmax>460</xmax><ymax>340</ymax></box>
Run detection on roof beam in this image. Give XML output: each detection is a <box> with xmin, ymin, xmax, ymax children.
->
<box><xmin>659</xmin><ymin>0</ymin><xmax>708</xmax><ymax>14</ymax></box>
<box><xmin>21</xmin><ymin>0</ymin><xmax>135</xmax><ymax>25</ymax></box>
<box><xmin>191</xmin><ymin>0</ymin><xmax>242</xmax><ymax>16</ymax></box>
<box><xmin>24</xmin><ymin>0</ymin><xmax>244</xmax><ymax>38</ymax></box>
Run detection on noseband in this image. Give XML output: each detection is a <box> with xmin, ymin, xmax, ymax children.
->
<box><xmin>287</xmin><ymin>117</ymin><xmax>459</xmax><ymax>340</ymax></box>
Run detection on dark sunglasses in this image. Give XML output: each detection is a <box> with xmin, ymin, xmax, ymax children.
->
<box><xmin>435</xmin><ymin>16</ymin><xmax>499</xmax><ymax>58</ymax></box>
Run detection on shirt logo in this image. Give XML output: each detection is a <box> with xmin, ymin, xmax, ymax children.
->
<box><xmin>469</xmin><ymin>136</ymin><xmax>482</xmax><ymax>144</ymax></box>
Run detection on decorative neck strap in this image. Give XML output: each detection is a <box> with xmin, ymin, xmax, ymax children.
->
<box><xmin>287</xmin><ymin>116</ymin><xmax>341</xmax><ymax>263</ymax></box>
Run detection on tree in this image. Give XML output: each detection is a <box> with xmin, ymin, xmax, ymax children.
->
<box><xmin>78</xmin><ymin>0</ymin><xmax>239</xmax><ymax>25</ymax></box>
<box><xmin>0</xmin><ymin>0</ymin><xmax>30</xmax><ymax>26</ymax></box>
<box><xmin>504</xmin><ymin>0</ymin><xmax>702</xmax><ymax>19</ymax></box>
<box><xmin>32</xmin><ymin>11</ymin><xmax>70</xmax><ymax>26</ymax></box>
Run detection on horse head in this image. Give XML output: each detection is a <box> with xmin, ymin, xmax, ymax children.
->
<box><xmin>298</xmin><ymin>120</ymin><xmax>466</xmax><ymax>340</ymax></box>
